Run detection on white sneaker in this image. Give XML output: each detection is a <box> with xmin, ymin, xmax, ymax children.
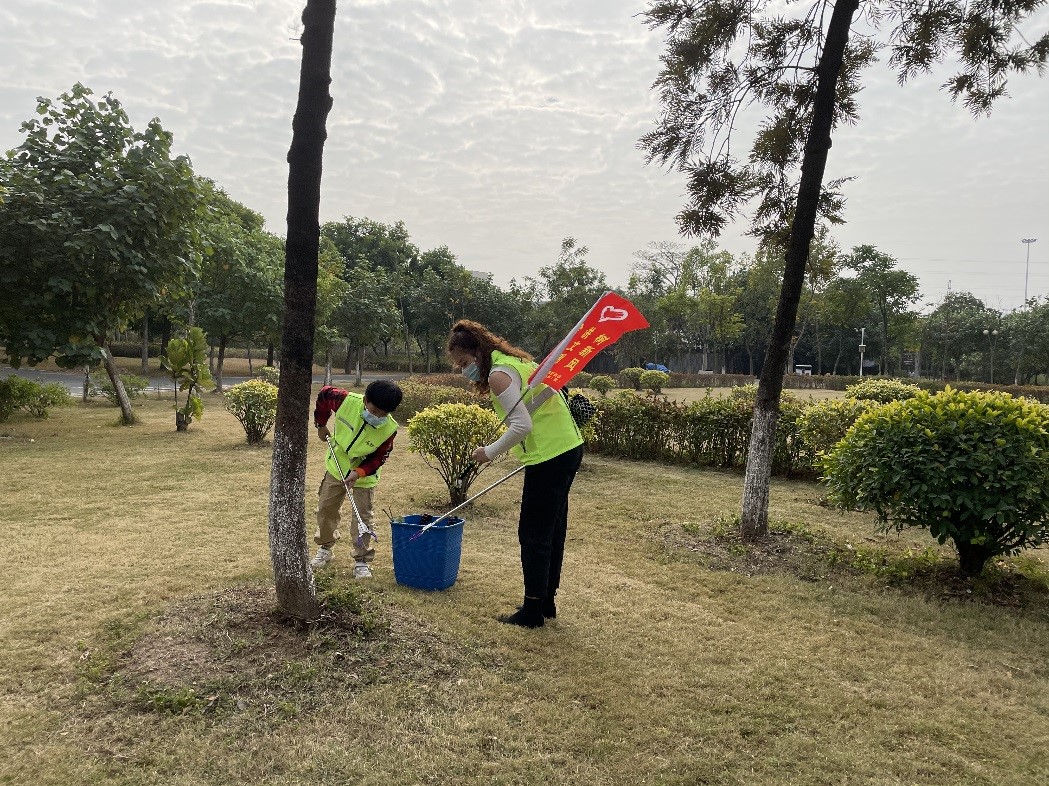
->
<box><xmin>311</xmin><ymin>547</ymin><xmax>333</xmax><ymax>568</ymax></box>
<box><xmin>353</xmin><ymin>562</ymin><xmax>373</xmax><ymax>579</ymax></box>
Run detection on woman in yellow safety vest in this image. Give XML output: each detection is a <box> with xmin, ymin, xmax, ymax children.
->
<box><xmin>446</xmin><ymin>320</ymin><xmax>584</xmax><ymax>628</ymax></box>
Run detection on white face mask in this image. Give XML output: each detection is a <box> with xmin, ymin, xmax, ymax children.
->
<box><xmin>462</xmin><ymin>362</ymin><xmax>482</xmax><ymax>382</ymax></box>
<box><xmin>362</xmin><ymin>409</ymin><xmax>387</xmax><ymax>427</ymax></box>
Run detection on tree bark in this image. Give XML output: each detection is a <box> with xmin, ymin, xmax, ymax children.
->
<box><xmin>740</xmin><ymin>0</ymin><xmax>859</xmax><ymax>540</ymax></box>
<box><xmin>215</xmin><ymin>334</ymin><xmax>227</xmax><ymax>393</ymax></box>
<box><xmin>140</xmin><ymin>312</ymin><xmax>149</xmax><ymax>375</ymax></box>
<box><xmin>355</xmin><ymin>345</ymin><xmax>364</xmax><ymax>387</ymax></box>
<box><xmin>955</xmin><ymin>538</ymin><xmax>994</xmax><ymax>577</ymax></box>
<box><xmin>101</xmin><ymin>345</ymin><xmax>134</xmax><ymax>425</ymax></box>
<box><xmin>323</xmin><ymin>345</ymin><xmax>333</xmax><ymax>386</ymax></box>
<box><xmin>268</xmin><ymin>341</ymin><xmax>275</xmax><ymax>366</ymax></box>
<box><xmin>268</xmin><ymin>0</ymin><xmax>337</xmax><ymax>622</ymax></box>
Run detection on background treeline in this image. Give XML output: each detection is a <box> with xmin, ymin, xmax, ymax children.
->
<box><xmin>110</xmin><ymin>214</ymin><xmax>1049</xmax><ymax>390</ymax></box>
<box><xmin>2</xmin><ymin>86</ymin><xmax>1046</xmax><ymax>390</ymax></box>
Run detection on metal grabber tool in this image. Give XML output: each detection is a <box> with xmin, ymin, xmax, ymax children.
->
<box><xmin>409</xmin><ymin>463</ymin><xmax>526</xmax><ymax>541</ymax></box>
<box><xmin>325</xmin><ymin>436</ymin><xmax>378</xmax><ymax>547</ymax></box>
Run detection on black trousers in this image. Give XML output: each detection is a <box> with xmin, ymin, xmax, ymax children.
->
<box><xmin>517</xmin><ymin>444</ymin><xmax>584</xmax><ymax>599</ymax></box>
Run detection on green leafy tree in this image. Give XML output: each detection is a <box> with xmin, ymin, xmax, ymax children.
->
<box><xmin>640</xmin><ymin>0</ymin><xmax>1045</xmax><ymax>539</ymax></box>
<box><xmin>823</xmin><ymin>389</ymin><xmax>1049</xmax><ymax>576</ymax></box>
<box><xmin>849</xmin><ymin>246</ymin><xmax>921</xmax><ymax>375</ymax></box>
<box><xmin>0</xmin><ymin>83</ymin><xmax>200</xmax><ymax>424</ymax></box>
<box><xmin>193</xmin><ymin>183</ymin><xmax>284</xmax><ymax>391</ymax></box>
<box><xmin>160</xmin><ymin>327</ymin><xmax>214</xmax><ymax>431</ymax></box>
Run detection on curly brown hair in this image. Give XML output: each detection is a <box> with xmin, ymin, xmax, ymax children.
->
<box><xmin>446</xmin><ymin>320</ymin><xmax>533</xmax><ymax>394</ymax></box>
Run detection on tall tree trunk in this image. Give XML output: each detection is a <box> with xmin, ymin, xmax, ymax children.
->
<box><xmin>323</xmin><ymin>345</ymin><xmax>333</xmax><ymax>386</ymax></box>
<box><xmin>344</xmin><ymin>341</ymin><xmax>353</xmax><ymax>374</ymax></box>
<box><xmin>355</xmin><ymin>345</ymin><xmax>364</xmax><ymax>387</ymax></box>
<box><xmin>268</xmin><ymin>0</ymin><xmax>336</xmax><ymax>622</ymax></box>
<box><xmin>215</xmin><ymin>334</ymin><xmax>227</xmax><ymax>393</ymax></box>
<box><xmin>82</xmin><ymin>366</ymin><xmax>91</xmax><ymax>403</ymax></box>
<box><xmin>740</xmin><ymin>0</ymin><xmax>859</xmax><ymax>540</ymax></box>
<box><xmin>248</xmin><ymin>343</ymin><xmax>254</xmax><ymax>376</ymax></box>
<box><xmin>881</xmin><ymin>309</ymin><xmax>890</xmax><ymax>375</ymax></box>
<box><xmin>267</xmin><ymin>341</ymin><xmax>275</xmax><ymax>366</ymax></box>
<box><xmin>101</xmin><ymin>344</ymin><xmax>134</xmax><ymax>425</ymax></box>
<box><xmin>140</xmin><ymin>312</ymin><xmax>150</xmax><ymax>375</ymax></box>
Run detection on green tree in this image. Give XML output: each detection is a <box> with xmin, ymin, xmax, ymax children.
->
<box><xmin>194</xmin><ymin>183</ymin><xmax>284</xmax><ymax>391</ymax></box>
<box><xmin>640</xmin><ymin>0</ymin><xmax>1045</xmax><ymax>539</ymax></box>
<box><xmin>849</xmin><ymin>246</ymin><xmax>921</xmax><ymax>375</ymax></box>
<box><xmin>0</xmin><ymin>83</ymin><xmax>199</xmax><ymax>424</ymax></box>
<box><xmin>268</xmin><ymin>0</ymin><xmax>336</xmax><ymax>622</ymax></box>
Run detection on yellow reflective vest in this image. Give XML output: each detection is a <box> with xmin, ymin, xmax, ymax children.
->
<box><xmin>489</xmin><ymin>349</ymin><xmax>583</xmax><ymax>465</ymax></box>
<box><xmin>324</xmin><ymin>393</ymin><xmax>398</xmax><ymax>489</ymax></box>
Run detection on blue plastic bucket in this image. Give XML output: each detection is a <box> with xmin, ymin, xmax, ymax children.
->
<box><xmin>390</xmin><ymin>514</ymin><xmax>465</xmax><ymax>591</ymax></box>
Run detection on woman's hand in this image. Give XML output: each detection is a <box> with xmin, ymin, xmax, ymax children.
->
<box><xmin>471</xmin><ymin>446</ymin><xmax>491</xmax><ymax>464</ymax></box>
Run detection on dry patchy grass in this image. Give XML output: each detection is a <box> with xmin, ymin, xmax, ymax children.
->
<box><xmin>1</xmin><ymin>396</ymin><xmax>1048</xmax><ymax>785</ymax></box>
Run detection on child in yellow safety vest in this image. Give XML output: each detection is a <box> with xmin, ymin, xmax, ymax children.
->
<box><xmin>311</xmin><ymin>379</ymin><xmax>403</xmax><ymax>578</ymax></box>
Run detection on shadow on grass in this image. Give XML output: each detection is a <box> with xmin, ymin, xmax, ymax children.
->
<box><xmin>659</xmin><ymin>515</ymin><xmax>1049</xmax><ymax>617</ymax></box>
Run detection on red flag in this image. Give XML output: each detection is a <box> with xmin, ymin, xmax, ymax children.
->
<box><xmin>528</xmin><ymin>291</ymin><xmax>650</xmax><ymax>390</ymax></box>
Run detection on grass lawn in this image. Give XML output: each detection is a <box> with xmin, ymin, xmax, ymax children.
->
<box><xmin>1</xmin><ymin>394</ymin><xmax>1047</xmax><ymax>785</ymax></box>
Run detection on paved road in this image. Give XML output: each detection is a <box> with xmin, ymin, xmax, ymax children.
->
<box><xmin>0</xmin><ymin>365</ymin><xmax>408</xmax><ymax>394</ymax></box>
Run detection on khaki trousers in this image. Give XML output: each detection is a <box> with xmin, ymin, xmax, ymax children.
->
<box><xmin>315</xmin><ymin>471</ymin><xmax>377</xmax><ymax>563</ymax></box>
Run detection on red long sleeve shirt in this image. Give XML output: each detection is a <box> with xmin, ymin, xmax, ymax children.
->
<box><xmin>314</xmin><ymin>386</ymin><xmax>396</xmax><ymax>479</ymax></box>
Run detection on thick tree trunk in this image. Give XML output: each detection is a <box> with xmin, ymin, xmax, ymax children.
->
<box><xmin>101</xmin><ymin>345</ymin><xmax>134</xmax><ymax>425</ymax></box>
<box><xmin>268</xmin><ymin>0</ymin><xmax>336</xmax><ymax>622</ymax></box>
<box><xmin>355</xmin><ymin>346</ymin><xmax>364</xmax><ymax>387</ymax></box>
<box><xmin>140</xmin><ymin>312</ymin><xmax>149</xmax><ymax>375</ymax></box>
<box><xmin>323</xmin><ymin>346</ymin><xmax>333</xmax><ymax>386</ymax></box>
<box><xmin>268</xmin><ymin>342</ymin><xmax>275</xmax><ymax>367</ymax></box>
<box><xmin>741</xmin><ymin>0</ymin><xmax>859</xmax><ymax>540</ymax></box>
<box><xmin>955</xmin><ymin>538</ymin><xmax>994</xmax><ymax>577</ymax></box>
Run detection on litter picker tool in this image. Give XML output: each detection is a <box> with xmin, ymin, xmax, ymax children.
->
<box><xmin>325</xmin><ymin>436</ymin><xmax>378</xmax><ymax>547</ymax></box>
<box><xmin>409</xmin><ymin>464</ymin><xmax>526</xmax><ymax>541</ymax></box>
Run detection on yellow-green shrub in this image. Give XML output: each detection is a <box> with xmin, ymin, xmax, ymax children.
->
<box><xmin>797</xmin><ymin>398</ymin><xmax>877</xmax><ymax>471</ymax></box>
<box><xmin>406</xmin><ymin>403</ymin><xmax>505</xmax><ymax>505</ymax></box>
<box><xmin>640</xmin><ymin>369</ymin><xmax>669</xmax><ymax>395</ymax></box>
<box><xmin>823</xmin><ymin>388</ymin><xmax>1049</xmax><ymax>576</ymax></box>
<box><xmin>224</xmin><ymin>380</ymin><xmax>278</xmax><ymax>444</ymax></box>
<box><xmin>589</xmin><ymin>375</ymin><xmax>615</xmax><ymax>397</ymax></box>
<box><xmin>845</xmin><ymin>378</ymin><xmax>920</xmax><ymax>403</ymax></box>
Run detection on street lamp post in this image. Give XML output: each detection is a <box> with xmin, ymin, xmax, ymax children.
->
<box><xmin>983</xmin><ymin>328</ymin><xmax>999</xmax><ymax>384</ymax></box>
<box><xmin>857</xmin><ymin>327</ymin><xmax>866</xmax><ymax>378</ymax></box>
<box><xmin>1022</xmin><ymin>238</ymin><xmax>1037</xmax><ymax>303</ymax></box>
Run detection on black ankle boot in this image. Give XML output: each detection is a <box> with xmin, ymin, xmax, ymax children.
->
<box><xmin>499</xmin><ymin>596</ymin><xmax>544</xmax><ymax>628</ymax></box>
<box><xmin>517</xmin><ymin>592</ymin><xmax>557</xmax><ymax>619</ymax></box>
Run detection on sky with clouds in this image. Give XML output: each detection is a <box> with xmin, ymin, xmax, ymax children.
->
<box><xmin>2</xmin><ymin>0</ymin><xmax>1047</xmax><ymax>313</ymax></box>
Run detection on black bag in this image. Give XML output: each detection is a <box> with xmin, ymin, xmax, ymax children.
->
<box><xmin>561</xmin><ymin>387</ymin><xmax>597</xmax><ymax>428</ymax></box>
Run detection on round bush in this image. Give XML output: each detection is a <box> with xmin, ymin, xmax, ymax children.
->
<box><xmin>822</xmin><ymin>388</ymin><xmax>1049</xmax><ymax>576</ymax></box>
<box><xmin>254</xmin><ymin>366</ymin><xmax>280</xmax><ymax>385</ymax></box>
<box><xmin>845</xmin><ymin>378</ymin><xmax>920</xmax><ymax>404</ymax></box>
<box><xmin>589</xmin><ymin>375</ymin><xmax>615</xmax><ymax>397</ymax></box>
<box><xmin>639</xmin><ymin>370</ymin><xmax>670</xmax><ymax>395</ymax></box>
<box><xmin>571</xmin><ymin>371</ymin><xmax>594</xmax><ymax>388</ymax></box>
<box><xmin>618</xmin><ymin>367</ymin><xmax>644</xmax><ymax>390</ymax></box>
<box><xmin>797</xmin><ymin>398</ymin><xmax>877</xmax><ymax>471</ymax></box>
<box><xmin>224</xmin><ymin>380</ymin><xmax>278</xmax><ymax>444</ymax></box>
<box><xmin>25</xmin><ymin>383</ymin><xmax>73</xmax><ymax>418</ymax></box>
<box><xmin>406</xmin><ymin>402</ymin><xmax>505</xmax><ymax>505</ymax></box>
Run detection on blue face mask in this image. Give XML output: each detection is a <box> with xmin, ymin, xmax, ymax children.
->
<box><xmin>462</xmin><ymin>362</ymin><xmax>482</xmax><ymax>382</ymax></box>
<box><xmin>362</xmin><ymin>409</ymin><xmax>387</xmax><ymax>427</ymax></box>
